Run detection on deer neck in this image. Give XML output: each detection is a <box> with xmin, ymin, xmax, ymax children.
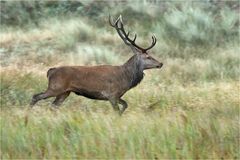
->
<box><xmin>122</xmin><ymin>55</ymin><xmax>144</xmax><ymax>89</ymax></box>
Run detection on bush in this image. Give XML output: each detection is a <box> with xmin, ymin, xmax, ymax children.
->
<box><xmin>153</xmin><ymin>4</ymin><xmax>239</xmax><ymax>57</ymax></box>
<box><xmin>167</xmin><ymin>7</ymin><xmax>214</xmax><ymax>45</ymax></box>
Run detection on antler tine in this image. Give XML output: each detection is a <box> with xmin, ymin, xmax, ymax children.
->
<box><xmin>143</xmin><ymin>35</ymin><xmax>157</xmax><ymax>51</ymax></box>
<box><xmin>153</xmin><ymin>35</ymin><xmax>157</xmax><ymax>43</ymax></box>
<box><xmin>109</xmin><ymin>14</ymin><xmax>120</xmax><ymax>27</ymax></box>
<box><xmin>109</xmin><ymin>15</ymin><xmax>132</xmax><ymax>46</ymax></box>
<box><xmin>133</xmin><ymin>34</ymin><xmax>137</xmax><ymax>42</ymax></box>
<box><xmin>119</xmin><ymin>14</ymin><xmax>123</xmax><ymax>23</ymax></box>
<box><xmin>118</xmin><ymin>17</ymin><xmax>145</xmax><ymax>51</ymax></box>
<box><xmin>110</xmin><ymin>15</ymin><xmax>156</xmax><ymax>52</ymax></box>
<box><xmin>114</xmin><ymin>17</ymin><xmax>132</xmax><ymax>46</ymax></box>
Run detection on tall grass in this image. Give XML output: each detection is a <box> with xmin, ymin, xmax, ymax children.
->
<box><xmin>1</xmin><ymin>77</ymin><xmax>239</xmax><ymax>159</ymax></box>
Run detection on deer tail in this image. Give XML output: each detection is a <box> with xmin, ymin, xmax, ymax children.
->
<box><xmin>47</xmin><ymin>68</ymin><xmax>56</xmax><ymax>78</ymax></box>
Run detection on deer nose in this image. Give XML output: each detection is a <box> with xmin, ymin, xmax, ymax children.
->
<box><xmin>156</xmin><ymin>63</ymin><xmax>163</xmax><ymax>68</ymax></box>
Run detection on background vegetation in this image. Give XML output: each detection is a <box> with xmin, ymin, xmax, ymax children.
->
<box><xmin>1</xmin><ymin>0</ymin><xmax>239</xmax><ymax>159</ymax></box>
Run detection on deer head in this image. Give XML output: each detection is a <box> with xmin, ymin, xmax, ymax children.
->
<box><xmin>109</xmin><ymin>15</ymin><xmax>163</xmax><ymax>70</ymax></box>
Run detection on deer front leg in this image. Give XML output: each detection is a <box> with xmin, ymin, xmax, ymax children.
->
<box><xmin>109</xmin><ymin>99</ymin><xmax>120</xmax><ymax>114</ymax></box>
<box><xmin>119</xmin><ymin>99</ymin><xmax>128</xmax><ymax>115</ymax></box>
<box><xmin>109</xmin><ymin>98</ymin><xmax>128</xmax><ymax>115</ymax></box>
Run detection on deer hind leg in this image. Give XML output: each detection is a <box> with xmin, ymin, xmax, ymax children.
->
<box><xmin>30</xmin><ymin>90</ymin><xmax>56</xmax><ymax>107</ymax></box>
<box><xmin>52</xmin><ymin>91</ymin><xmax>70</xmax><ymax>107</ymax></box>
<box><xmin>119</xmin><ymin>99</ymin><xmax>128</xmax><ymax>115</ymax></box>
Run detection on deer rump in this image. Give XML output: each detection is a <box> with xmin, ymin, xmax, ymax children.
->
<box><xmin>46</xmin><ymin>66</ymin><xmax>130</xmax><ymax>100</ymax></box>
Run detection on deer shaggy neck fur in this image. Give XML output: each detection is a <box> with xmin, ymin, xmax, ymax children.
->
<box><xmin>123</xmin><ymin>54</ymin><xmax>144</xmax><ymax>89</ymax></box>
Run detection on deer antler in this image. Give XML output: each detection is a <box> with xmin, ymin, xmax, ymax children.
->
<box><xmin>109</xmin><ymin>15</ymin><xmax>157</xmax><ymax>52</ymax></box>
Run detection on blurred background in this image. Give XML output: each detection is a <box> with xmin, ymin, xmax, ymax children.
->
<box><xmin>0</xmin><ymin>1</ymin><xmax>239</xmax><ymax>159</ymax></box>
<box><xmin>1</xmin><ymin>1</ymin><xmax>239</xmax><ymax>62</ymax></box>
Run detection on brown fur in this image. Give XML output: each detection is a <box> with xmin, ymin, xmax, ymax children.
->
<box><xmin>30</xmin><ymin>54</ymin><xmax>162</xmax><ymax>115</ymax></box>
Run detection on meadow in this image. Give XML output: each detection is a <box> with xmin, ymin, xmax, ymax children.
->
<box><xmin>0</xmin><ymin>1</ymin><xmax>239</xmax><ymax>159</ymax></box>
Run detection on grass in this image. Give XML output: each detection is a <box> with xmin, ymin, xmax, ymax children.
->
<box><xmin>1</xmin><ymin>108</ymin><xmax>239</xmax><ymax>159</ymax></box>
<box><xmin>1</xmin><ymin>1</ymin><xmax>240</xmax><ymax>159</ymax></box>
<box><xmin>1</xmin><ymin>70</ymin><xmax>239</xmax><ymax>159</ymax></box>
<box><xmin>1</xmin><ymin>81</ymin><xmax>239</xmax><ymax>159</ymax></box>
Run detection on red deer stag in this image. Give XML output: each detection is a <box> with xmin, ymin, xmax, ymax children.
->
<box><xmin>30</xmin><ymin>15</ymin><xmax>163</xmax><ymax>115</ymax></box>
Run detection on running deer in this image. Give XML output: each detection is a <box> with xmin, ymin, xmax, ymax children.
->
<box><xmin>30</xmin><ymin>15</ymin><xmax>163</xmax><ymax>115</ymax></box>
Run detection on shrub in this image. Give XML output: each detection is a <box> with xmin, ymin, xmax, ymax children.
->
<box><xmin>153</xmin><ymin>4</ymin><xmax>239</xmax><ymax>57</ymax></box>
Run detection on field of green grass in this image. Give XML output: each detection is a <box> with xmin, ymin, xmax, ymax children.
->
<box><xmin>1</xmin><ymin>1</ymin><xmax>239</xmax><ymax>159</ymax></box>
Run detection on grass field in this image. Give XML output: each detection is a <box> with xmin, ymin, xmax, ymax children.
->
<box><xmin>1</xmin><ymin>1</ymin><xmax>240</xmax><ymax>159</ymax></box>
